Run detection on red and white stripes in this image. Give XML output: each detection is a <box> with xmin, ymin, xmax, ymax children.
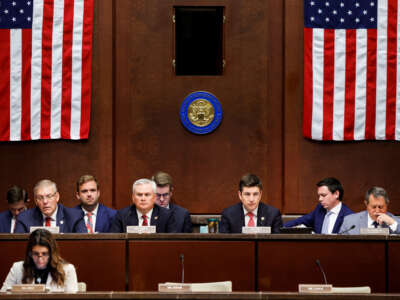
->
<box><xmin>304</xmin><ymin>0</ymin><xmax>400</xmax><ymax>141</ymax></box>
<box><xmin>0</xmin><ymin>0</ymin><xmax>93</xmax><ymax>141</ymax></box>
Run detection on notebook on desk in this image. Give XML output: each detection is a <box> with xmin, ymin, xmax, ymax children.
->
<box><xmin>279</xmin><ymin>227</ymin><xmax>313</xmax><ymax>234</ymax></box>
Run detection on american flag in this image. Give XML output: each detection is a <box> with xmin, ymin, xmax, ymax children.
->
<box><xmin>303</xmin><ymin>0</ymin><xmax>400</xmax><ymax>140</ymax></box>
<box><xmin>0</xmin><ymin>0</ymin><xmax>93</xmax><ymax>141</ymax></box>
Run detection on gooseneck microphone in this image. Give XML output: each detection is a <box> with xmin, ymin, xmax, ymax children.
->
<box><xmin>315</xmin><ymin>259</ymin><xmax>328</xmax><ymax>285</ymax></box>
<box><xmin>338</xmin><ymin>225</ymin><xmax>356</xmax><ymax>235</ymax></box>
<box><xmin>180</xmin><ymin>254</ymin><xmax>185</xmax><ymax>283</ymax></box>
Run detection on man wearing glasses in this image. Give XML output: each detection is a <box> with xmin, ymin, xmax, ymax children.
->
<box><xmin>15</xmin><ymin>179</ymin><xmax>86</xmax><ymax>233</ymax></box>
<box><xmin>151</xmin><ymin>171</ymin><xmax>192</xmax><ymax>233</ymax></box>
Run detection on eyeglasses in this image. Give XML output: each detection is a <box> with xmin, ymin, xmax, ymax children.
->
<box><xmin>156</xmin><ymin>193</ymin><xmax>170</xmax><ymax>199</ymax></box>
<box><xmin>31</xmin><ymin>251</ymin><xmax>50</xmax><ymax>258</ymax></box>
<box><xmin>35</xmin><ymin>192</ymin><xmax>57</xmax><ymax>202</ymax></box>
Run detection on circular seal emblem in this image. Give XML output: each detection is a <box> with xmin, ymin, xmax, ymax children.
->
<box><xmin>180</xmin><ymin>91</ymin><xmax>223</xmax><ymax>134</ymax></box>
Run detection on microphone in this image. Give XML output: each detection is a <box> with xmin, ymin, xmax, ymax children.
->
<box><xmin>338</xmin><ymin>225</ymin><xmax>355</xmax><ymax>235</ymax></box>
<box><xmin>315</xmin><ymin>259</ymin><xmax>328</xmax><ymax>285</ymax></box>
<box><xmin>180</xmin><ymin>254</ymin><xmax>184</xmax><ymax>283</ymax></box>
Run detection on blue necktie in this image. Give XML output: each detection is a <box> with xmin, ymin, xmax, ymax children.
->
<box><xmin>321</xmin><ymin>211</ymin><xmax>333</xmax><ymax>234</ymax></box>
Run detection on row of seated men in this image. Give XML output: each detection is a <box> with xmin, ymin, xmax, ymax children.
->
<box><xmin>0</xmin><ymin>172</ymin><xmax>191</xmax><ymax>234</ymax></box>
<box><xmin>0</xmin><ymin>172</ymin><xmax>399</xmax><ymax>234</ymax></box>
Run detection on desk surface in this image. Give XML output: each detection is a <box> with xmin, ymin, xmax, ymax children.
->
<box><xmin>1</xmin><ymin>233</ymin><xmax>399</xmax><ymax>241</ymax></box>
<box><xmin>1</xmin><ymin>292</ymin><xmax>399</xmax><ymax>300</ymax></box>
<box><xmin>1</xmin><ymin>234</ymin><xmax>400</xmax><ymax>293</ymax></box>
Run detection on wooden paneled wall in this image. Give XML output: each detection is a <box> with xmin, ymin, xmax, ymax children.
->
<box><xmin>0</xmin><ymin>0</ymin><xmax>400</xmax><ymax>215</ymax></box>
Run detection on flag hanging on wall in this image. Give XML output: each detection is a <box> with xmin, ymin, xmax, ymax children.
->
<box><xmin>0</xmin><ymin>0</ymin><xmax>93</xmax><ymax>141</ymax></box>
<box><xmin>303</xmin><ymin>0</ymin><xmax>400</xmax><ymax>141</ymax></box>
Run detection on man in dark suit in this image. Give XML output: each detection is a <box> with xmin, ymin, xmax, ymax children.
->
<box><xmin>284</xmin><ymin>177</ymin><xmax>353</xmax><ymax>234</ymax></box>
<box><xmin>109</xmin><ymin>178</ymin><xmax>177</xmax><ymax>233</ymax></box>
<box><xmin>340</xmin><ymin>186</ymin><xmax>400</xmax><ymax>234</ymax></box>
<box><xmin>74</xmin><ymin>175</ymin><xmax>116</xmax><ymax>233</ymax></box>
<box><xmin>151</xmin><ymin>171</ymin><xmax>192</xmax><ymax>233</ymax></box>
<box><xmin>0</xmin><ymin>186</ymin><xmax>29</xmax><ymax>233</ymax></box>
<box><xmin>220</xmin><ymin>174</ymin><xmax>282</xmax><ymax>233</ymax></box>
<box><xmin>15</xmin><ymin>179</ymin><xmax>86</xmax><ymax>233</ymax></box>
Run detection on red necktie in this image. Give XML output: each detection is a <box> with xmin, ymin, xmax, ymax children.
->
<box><xmin>247</xmin><ymin>212</ymin><xmax>255</xmax><ymax>227</ymax></box>
<box><xmin>86</xmin><ymin>212</ymin><xmax>94</xmax><ymax>233</ymax></box>
<box><xmin>45</xmin><ymin>217</ymin><xmax>51</xmax><ymax>227</ymax></box>
<box><xmin>142</xmin><ymin>215</ymin><xmax>148</xmax><ymax>226</ymax></box>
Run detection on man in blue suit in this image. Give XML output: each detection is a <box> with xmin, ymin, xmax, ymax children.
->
<box><xmin>74</xmin><ymin>175</ymin><xmax>116</xmax><ymax>233</ymax></box>
<box><xmin>284</xmin><ymin>177</ymin><xmax>353</xmax><ymax>234</ymax></box>
<box><xmin>151</xmin><ymin>171</ymin><xmax>192</xmax><ymax>233</ymax></box>
<box><xmin>15</xmin><ymin>179</ymin><xmax>86</xmax><ymax>233</ymax></box>
<box><xmin>220</xmin><ymin>174</ymin><xmax>283</xmax><ymax>233</ymax></box>
<box><xmin>0</xmin><ymin>186</ymin><xmax>29</xmax><ymax>233</ymax></box>
<box><xmin>340</xmin><ymin>186</ymin><xmax>400</xmax><ymax>234</ymax></box>
<box><xmin>109</xmin><ymin>178</ymin><xmax>177</xmax><ymax>233</ymax></box>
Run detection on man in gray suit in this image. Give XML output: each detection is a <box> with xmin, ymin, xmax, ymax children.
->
<box><xmin>340</xmin><ymin>186</ymin><xmax>400</xmax><ymax>234</ymax></box>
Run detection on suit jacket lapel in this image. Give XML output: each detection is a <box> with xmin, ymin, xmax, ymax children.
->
<box><xmin>6</xmin><ymin>211</ymin><xmax>13</xmax><ymax>232</ymax></box>
<box><xmin>95</xmin><ymin>204</ymin><xmax>104</xmax><ymax>232</ymax></box>
<box><xmin>360</xmin><ymin>211</ymin><xmax>369</xmax><ymax>229</ymax></box>
<box><xmin>239</xmin><ymin>204</ymin><xmax>245</xmax><ymax>230</ymax></box>
<box><xmin>315</xmin><ymin>207</ymin><xmax>326</xmax><ymax>233</ymax></box>
<box><xmin>257</xmin><ymin>203</ymin><xmax>266</xmax><ymax>226</ymax></box>
<box><xmin>34</xmin><ymin>207</ymin><xmax>44</xmax><ymax>227</ymax></box>
<box><xmin>56</xmin><ymin>205</ymin><xmax>64</xmax><ymax>231</ymax></box>
<box><xmin>128</xmin><ymin>206</ymin><xmax>139</xmax><ymax>226</ymax></box>
<box><xmin>332</xmin><ymin>205</ymin><xmax>344</xmax><ymax>233</ymax></box>
<box><xmin>151</xmin><ymin>206</ymin><xmax>159</xmax><ymax>226</ymax></box>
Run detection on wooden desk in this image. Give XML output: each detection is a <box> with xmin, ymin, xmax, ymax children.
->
<box><xmin>0</xmin><ymin>292</ymin><xmax>399</xmax><ymax>300</ymax></box>
<box><xmin>128</xmin><ymin>240</ymin><xmax>254</xmax><ymax>291</ymax></box>
<box><xmin>257</xmin><ymin>235</ymin><xmax>386</xmax><ymax>292</ymax></box>
<box><xmin>0</xmin><ymin>234</ymin><xmax>126</xmax><ymax>292</ymax></box>
<box><xmin>387</xmin><ymin>236</ymin><xmax>400</xmax><ymax>293</ymax></box>
<box><xmin>0</xmin><ymin>234</ymin><xmax>398</xmax><ymax>293</ymax></box>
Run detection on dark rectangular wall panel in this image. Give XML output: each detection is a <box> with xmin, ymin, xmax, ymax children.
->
<box><xmin>129</xmin><ymin>240</ymin><xmax>255</xmax><ymax>291</ymax></box>
<box><xmin>0</xmin><ymin>240</ymin><xmax>26</xmax><ymax>285</ymax></box>
<box><xmin>388</xmin><ymin>240</ymin><xmax>400</xmax><ymax>292</ymax></box>
<box><xmin>258</xmin><ymin>240</ymin><xmax>386</xmax><ymax>292</ymax></box>
<box><xmin>114</xmin><ymin>0</ymin><xmax>283</xmax><ymax>213</ymax></box>
<box><xmin>58</xmin><ymin>240</ymin><xmax>125</xmax><ymax>291</ymax></box>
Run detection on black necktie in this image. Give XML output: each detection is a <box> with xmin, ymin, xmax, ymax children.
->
<box><xmin>373</xmin><ymin>221</ymin><xmax>379</xmax><ymax>228</ymax></box>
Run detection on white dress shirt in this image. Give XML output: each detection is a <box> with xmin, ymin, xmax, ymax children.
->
<box><xmin>41</xmin><ymin>207</ymin><xmax>58</xmax><ymax>227</ymax></box>
<box><xmin>136</xmin><ymin>209</ymin><xmax>153</xmax><ymax>226</ymax></box>
<box><xmin>10</xmin><ymin>217</ymin><xmax>16</xmax><ymax>233</ymax></box>
<box><xmin>82</xmin><ymin>204</ymin><xmax>99</xmax><ymax>232</ymax></box>
<box><xmin>243</xmin><ymin>206</ymin><xmax>259</xmax><ymax>227</ymax></box>
<box><xmin>324</xmin><ymin>202</ymin><xmax>342</xmax><ymax>234</ymax></box>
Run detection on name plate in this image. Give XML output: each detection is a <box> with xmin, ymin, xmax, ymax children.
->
<box><xmin>360</xmin><ymin>227</ymin><xmax>390</xmax><ymax>235</ymax></box>
<box><xmin>299</xmin><ymin>284</ymin><xmax>332</xmax><ymax>293</ymax></box>
<box><xmin>11</xmin><ymin>284</ymin><xmax>46</xmax><ymax>293</ymax></box>
<box><xmin>158</xmin><ymin>283</ymin><xmax>191</xmax><ymax>292</ymax></box>
<box><xmin>127</xmin><ymin>226</ymin><xmax>156</xmax><ymax>234</ymax></box>
<box><xmin>30</xmin><ymin>226</ymin><xmax>60</xmax><ymax>234</ymax></box>
<box><xmin>242</xmin><ymin>226</ymin><xmax>271</xmax><ymax>234</ymax></box>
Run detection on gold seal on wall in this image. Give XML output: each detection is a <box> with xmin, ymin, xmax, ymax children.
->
<box><xmin>187</xmin><ymin>99</ymin><xmax>215</xmax><ymax>127</ymax></box>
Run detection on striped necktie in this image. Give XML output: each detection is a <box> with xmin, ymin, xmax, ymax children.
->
<box><xmin>247</xmin><ymin>212</ymin><xmax>255</xmax><ymax>227</ymax></box>
<box><xmin>86</xmin><ymin>212</ymin><xmax>94</xmax><ymax>233</ymax></box>
<box><xmin>142</xmin><ymin>215</ymin><xmax>148</xmax><ymax>226</ymax></box>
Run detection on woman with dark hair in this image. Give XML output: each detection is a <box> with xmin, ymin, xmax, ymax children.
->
<box><xmin>1</xmin><ymin>229</ymin><xmax>78</xmax><ymax>292</ymax></box>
